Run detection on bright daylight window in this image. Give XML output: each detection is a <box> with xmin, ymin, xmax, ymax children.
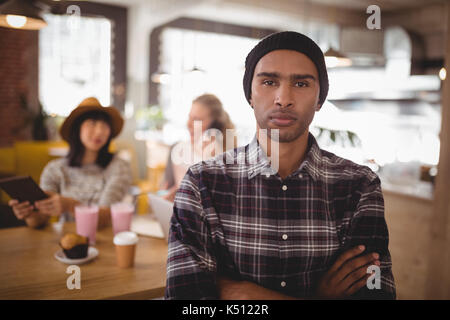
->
<box><xmin>39</xmin><ymin>13</ymin><xmax>111</xmax><ymax>116</ymax></box>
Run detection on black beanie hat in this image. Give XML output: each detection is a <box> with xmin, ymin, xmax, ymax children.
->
<box><xmin>243</xmin><ymin>31</ymin><xmax>329</xmax><ymax>107</ymax></box>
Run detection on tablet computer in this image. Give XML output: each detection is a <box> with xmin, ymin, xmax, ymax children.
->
<box><xmin>0</xmin><ymin>175</ymin><xmax>48</xmax><ymax>205</ymax></box>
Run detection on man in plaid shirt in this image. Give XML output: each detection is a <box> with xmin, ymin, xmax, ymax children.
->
<box><xmin>165</xmin><ymin>31</ymin><xmax>396</xmax><ymax>300</ymax></box>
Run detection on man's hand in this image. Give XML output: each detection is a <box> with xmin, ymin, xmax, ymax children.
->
<box><xmin>218</xmin><ymin>277</ymin><xmax>297</xmax><ymax>300</ymax></box>
<box><xmin>315</xmin><ymin>245</ymin><xmax>380</xmax><ymax>299</ymax></box>
<box><xmin>218</xmin><ymin>277</ymin><xmax>254</xmax><ymax>300</ymax></box>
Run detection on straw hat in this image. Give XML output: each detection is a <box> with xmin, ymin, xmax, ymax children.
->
<box><xmin>60</xmin><ymin>97</ymin><xmax>124</xmax><ymax>142</ymax></box>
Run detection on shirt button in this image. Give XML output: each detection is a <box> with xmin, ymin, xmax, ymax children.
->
<box><xmin>281</xmin><ymin>281</ymin><xmax>286</xmax><ymax>287</ymax></box>
<box><xmin>282</xmin><ymin>185</ymin><xmax>287</xmax><ymax>191</ymax></box>
<box><xmin>282</xmin><ymin>234</ymin><xmax>288</xmax><ymax>240</ymax></box>
<box><xmin>298</xmin><ymin>173</ymin><xmax>303</xmax><ymax>178</ymax></box>
<box><xmin>265</xmin><ymin>173</ymin><xmax>270</xmax><ymax>178</ymax></box>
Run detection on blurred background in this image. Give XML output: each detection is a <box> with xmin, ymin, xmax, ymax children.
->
<box><xmin>0</xmin><ymin>0</ymin><xmax>449</xmax><ymax>299</ymax></box>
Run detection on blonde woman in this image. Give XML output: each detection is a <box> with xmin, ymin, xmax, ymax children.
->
<box><xmin>160</xmin><ymin>94</ymin><xmax>235</xmax><ymax>202</ymax></box>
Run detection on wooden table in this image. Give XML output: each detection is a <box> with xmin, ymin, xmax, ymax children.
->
<box><xmin>0</xmin><ymin>222</ymin><xmax>168</xmax><ymax>299</ymax></box>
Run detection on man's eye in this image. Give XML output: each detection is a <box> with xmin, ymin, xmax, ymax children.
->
<box><xmin>263</xmin><ymin>80</ymin><xmax>275</xmax><ymax>86</ymax></box>
<box><xmin>295</xmin><ymin>81</ymin><xmax>308</xmax><ymax>87</ymax></box>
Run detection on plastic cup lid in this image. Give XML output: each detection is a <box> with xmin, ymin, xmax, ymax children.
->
<box><xmin>113</xmin><ymin>231</ymin><xmax>138</xmax><ymax>246</ymax></box>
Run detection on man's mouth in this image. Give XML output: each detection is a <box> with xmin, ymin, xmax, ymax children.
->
<box><xmin>269</xmin><ymin>113</ymin><xmax>297</xmax><ymax>127</ymax></box>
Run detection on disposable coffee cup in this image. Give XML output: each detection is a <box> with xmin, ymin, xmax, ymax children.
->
<box><xmin>113</xmin><ymin>231</ymin><xmax>138</xmax><ymax>268</ymax></box>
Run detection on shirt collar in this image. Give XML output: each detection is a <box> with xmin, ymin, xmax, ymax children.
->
<box><xmin>247</xmin><ymin>132</ymin><xmax>322</xmax><ymax>181</ymax></box>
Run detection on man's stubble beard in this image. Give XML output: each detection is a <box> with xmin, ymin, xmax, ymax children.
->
<box><xmin>253</xmin><ymin>104</ymin><xmax>317</xmax><ymax>143</ymax></box>
<box><xmin>266</xmin><ymin>123</ymin><xmax>308</xmax><ymax>143</ymax></box>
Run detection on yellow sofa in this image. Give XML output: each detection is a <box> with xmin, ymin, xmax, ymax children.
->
<box><xmin>0</xmin><ymin>140</ymin><xmax>68</xmax><ymax>204</ymax></box>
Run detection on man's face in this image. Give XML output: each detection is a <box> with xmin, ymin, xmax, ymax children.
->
<box><xmin>250</xmin><ymin>49</ymin><xmax>321</xmax><ymax>143</ymax></box>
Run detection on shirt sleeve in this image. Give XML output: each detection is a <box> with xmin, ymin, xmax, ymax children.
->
<box><xmin>164</xmin><ymin>168</ymin><xmax>219</xmax><ymax>300</ymax></box>
<box><xmin>39</xmin><ymin>160</ymin><xmax>61</xmax><ymax>193</ymax></box>
<box><xmin>97</xmin><ymin>157</ymin><xmax>133</xmax><ymax>207</ymax></box>
<box><xmin>343</xmin><ymin>173</ymin><xmax>397</xmax><ymax>300</ymax></box>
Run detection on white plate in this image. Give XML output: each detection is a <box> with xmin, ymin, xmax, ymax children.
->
<box><xmin>54</xmin><ymin>247</ymin><xmax>99</xmax><ymax>265</ymax></box>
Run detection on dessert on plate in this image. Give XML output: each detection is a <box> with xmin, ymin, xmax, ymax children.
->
<box><xmin>59</xmin><ymin>233</ymin><xmax>89</xmax><ymax>259</ymax></box>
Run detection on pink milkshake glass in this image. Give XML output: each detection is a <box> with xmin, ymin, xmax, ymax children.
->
<box><xmin>75</xmin><ymin>205</ymin><xmax>99</xmax><ymax>245</ymax></box>
<box><xmin>111</xmin><ymin>202</ymin><xmax>134</xmax><ymax>235</ymax></box>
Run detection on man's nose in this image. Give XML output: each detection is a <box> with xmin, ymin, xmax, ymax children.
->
<box><xmin>274</xmin><ymin>84</ymin><xmax>294</xmax><ymax>108</ymax></box>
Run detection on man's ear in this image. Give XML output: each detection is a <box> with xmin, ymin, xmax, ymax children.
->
<box><xmin>315</xmin><ymin>104</ymin><xmax>322</xmax><ymax>111</ymax></box>
<box><xmin>249</xmin><ymin>98</ymin><xmax>254</xmax><ymax>109</ymax></box>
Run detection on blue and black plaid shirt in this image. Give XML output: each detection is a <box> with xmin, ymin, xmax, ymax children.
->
<box><xmin>165</xmin><ymin>133</ymin><xmax>396</xmax><ymax>299</ymax></box>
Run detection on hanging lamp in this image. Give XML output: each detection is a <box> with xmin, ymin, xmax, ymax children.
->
<box><xmin>0</xmin><ymin>0</ymin><xmax>47</xmax><ymax>30</ymax></box>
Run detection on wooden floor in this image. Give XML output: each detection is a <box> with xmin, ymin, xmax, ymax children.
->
<box><xmin>383</xmin><ymin>190</ymin><xmax>433</xmax><ymax>299</ymax></box>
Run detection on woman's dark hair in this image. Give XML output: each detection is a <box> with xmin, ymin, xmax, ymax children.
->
<box><xmin>67</xmin><ymin>110</ymin><xmax>114</xmax><ymax>168</ymax></box>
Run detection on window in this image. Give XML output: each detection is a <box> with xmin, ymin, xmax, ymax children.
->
<box><xmin>39</xmin><ymin>13</ymin><xmax>111</xmax><ymax>116</ymax></box>
<box><xmin>312</xmin><ymin>100</ymin><xmax>441</xmax><ymax>167</ymax></box>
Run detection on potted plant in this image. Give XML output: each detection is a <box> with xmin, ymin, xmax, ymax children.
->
<box><xmin>12</xmin><ymin>94</ymin><xmax>50</xmax><ymax>141</ymax></box>
<box><xmin>136</xmin><ymin>105</ymin><xmax>167</xmax><ymax>131</ymax></box>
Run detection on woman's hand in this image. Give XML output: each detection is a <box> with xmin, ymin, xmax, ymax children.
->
<box><xmin>34</xmin><ymin>192</ymin><xmax>66</xmax><ymax>217</ymax></box>
<box><xmin>8</xmin><ymin>199</ymin><xmax>49</xmax><ymax>228</ymax></box>
<box><xmin>162</xmin><ymin>186</ymin><xmax>177</xmax><ymax>202</ymax></box>
<box><xmin>8</xmin><ymin>199</ymin><xmax>36</xmax><ymax>220</ymax></box>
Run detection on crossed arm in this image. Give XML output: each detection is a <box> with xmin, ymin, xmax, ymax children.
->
<box><xmin>165</xmin><ymin>193</ymin><xmax>386</xmax><ymax>300</ymax></box>
<box><xmin>217</xmin><ymin>245</ymin><xmax>380</xmax><ymax>300</ymax></box>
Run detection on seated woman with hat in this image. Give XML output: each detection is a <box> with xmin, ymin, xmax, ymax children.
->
<box><xmin>8</xmin><ymin>97</ymin><xmax>132</xmax><ymax>229</ymax></box>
